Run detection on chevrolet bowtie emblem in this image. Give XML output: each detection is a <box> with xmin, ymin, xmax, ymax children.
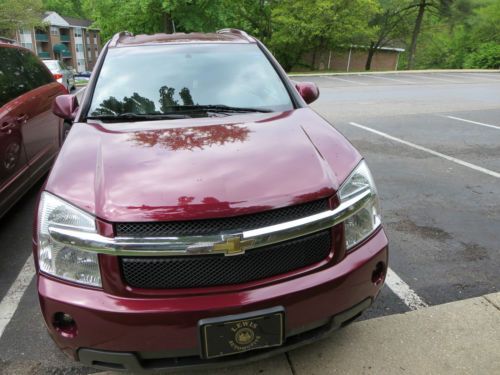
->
<box><xmin>212</xmin><ymin>236</ymin><xmax>255</xmax><ymax>256</ymax></box>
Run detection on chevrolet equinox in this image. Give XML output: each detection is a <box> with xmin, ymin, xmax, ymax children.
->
<box><xmin>35</xmin><ymin>29</ymin><xmax>388</xmax><ymax>372</ymax></box>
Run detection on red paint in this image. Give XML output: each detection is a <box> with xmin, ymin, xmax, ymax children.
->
<box><xmin>46</xmin><ymin>109</ymin><xmax>360</xmax><ymax>221</ymax></box>
<box><xmin>52</xmin><ymin>94</ymin><xmax>79</xmax><ymax>121</ymax></box>
<box><xmin>295</xmin><ymin>82</ymin><xmax>320</xmax><ymax>104</ymax></box>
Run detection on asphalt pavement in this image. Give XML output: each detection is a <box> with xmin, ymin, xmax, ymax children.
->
<box><xmin>1</xmin><ymin>71</ymin><xmax>499</xmax><ymax>374</ymax></box>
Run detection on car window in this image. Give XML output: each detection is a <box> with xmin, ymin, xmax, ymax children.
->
<box><xmin>0</xmin><ymin>47</ymin><xmax>32</xmax><ymax>107</ymax></box>
<box><xmin>16</xmin><ymin>49</ymin><xmax>54</xmax><ymax>89</ymax></box>
<box><xmin>89</xmin><ymin>44</ymin><xmax>294</xmax><ymax>117</ymax></box>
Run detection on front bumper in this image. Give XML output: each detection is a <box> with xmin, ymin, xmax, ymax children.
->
<box><xmin>37</xmin><ymin>228</ymin><xmax>388</xmax><ymax>372</ymax></box>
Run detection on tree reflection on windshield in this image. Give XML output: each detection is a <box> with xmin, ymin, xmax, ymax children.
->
<box><xmin>91</xmin><ymin>86</ymin><xmax>195</xmax><ymax>116</ymax></box>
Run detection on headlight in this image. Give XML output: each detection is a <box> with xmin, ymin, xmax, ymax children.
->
<box><xmin>38</xmin><ymin>192</ymin><xmax>101</xmax><ymax>287</ymax></box>
<box><xmin>339</xmin><ymin>160</ymin><xmax>381</xmax><ymax>250</ymax></box>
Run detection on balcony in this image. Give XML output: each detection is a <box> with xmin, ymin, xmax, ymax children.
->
<box><xmin>37</xmin><ymin>51</ymin><xmax>50</xmax><ymax>59</ymax></box>
<box><xmin>35</xmin><ymin>33</ymin><xmax>49</xmax><ymax>42</ymax></box>
<box><xmin>60</xmin><ymin>34</ymin><xmax>70</xmax><ymax>42</ymax></box>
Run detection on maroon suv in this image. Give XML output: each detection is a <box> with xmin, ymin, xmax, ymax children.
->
<box><xmin>34</xmin><ymin>29</ymin><xmax>388</xmax><ymax>372</ymax></box>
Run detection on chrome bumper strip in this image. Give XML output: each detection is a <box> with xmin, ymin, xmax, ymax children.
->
<box><xmin>48</xmin><ymin>189</ymin><xmax>377</xmax><ymax>257</ymax></box>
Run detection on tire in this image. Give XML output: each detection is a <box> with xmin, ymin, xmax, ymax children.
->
<box><xmin>1</xmin><ymin>137</ymin><xmax>22</xmax><ymax>173</ymax></box>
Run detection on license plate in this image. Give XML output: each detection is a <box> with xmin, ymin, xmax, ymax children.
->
<box><xmin>199</xmin><ymin>307</ymin><xmax>284</xmax><ymax>359</ymax></box>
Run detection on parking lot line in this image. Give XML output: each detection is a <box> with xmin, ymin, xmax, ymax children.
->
<box><xmin>384</xmin><ymin>269</ymin><xmax>428</xmax><ymax>310</ymax></box>
<box><xmin>325</xmin><ymin>76</ymin><xmax>368</xmax><ymax>85</ymax></box>
<box><xmin>348</xmin><ymin>122</ymin><xmax>500</xmax><ymax>179</ymax></box>
<box><xmin>360</xmin><ymin>74</ymin><xmax>416</xmax><ymax>84</ymax></box>
<box><xmin>434</xmin><ymin>72</ymin><xmax>500</xmax><ymax>83</ymax></box>
<box><xmin>456</xmin><ymin>72</ymin><xmax>500</xmax><ymax>81</ymax></box>
<box><xmin>408</xmin><ymin>74</ymin><xmax>459</xmax><ymax>83</ymax></box>
<box><xmin>0</xmin><ymin>255</ymin><xmax>34</xmax><ymax>338</ymax></box>
<box><xmin>446</xmin><ymin>115</ymin><xmax>500</xmax><ymax>131</ymax></box>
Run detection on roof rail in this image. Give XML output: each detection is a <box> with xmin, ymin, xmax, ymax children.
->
<box><xmin>109</xmin><ymin>31</ymin><xmax>134</xmax><ymax>47</ymax></box>
<box><xmin>216</xmin><ymin>28</ymin><xmax>253</xmax><ymax>42</ymax></box>
<box><xmin>0</xmin><ymin>36</ymin><xmax>16</xmax><ymax>45</ymax></box>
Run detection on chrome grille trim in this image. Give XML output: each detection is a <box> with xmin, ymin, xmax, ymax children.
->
<box><xmin>48</xmin><ymin>189</ymin><xmax>377</xmax><ymax>257</ymax></box>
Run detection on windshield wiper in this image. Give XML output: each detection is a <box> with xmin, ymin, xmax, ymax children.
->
<box><xmin>164</xmin><ymin>105</ymin><xmax>273</xmax><ymax>114</ymax></box>
<box><xmin>87</xmin><ymin>112</ymin><xmax>191</xmax><ymax>122</ymax></box>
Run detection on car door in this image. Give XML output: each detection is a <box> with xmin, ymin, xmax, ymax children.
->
<box><xmin>0</xmin><ymin>45</ymin><xmax>31</xmax><ymax>214</ymax></box>
<box><xmin>15</xmin><ymin>49</ymin><xmax>66</xmax><ymax>172</ymax></box>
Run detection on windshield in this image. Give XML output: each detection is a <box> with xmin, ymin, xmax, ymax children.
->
<box><xmin>88</xmin><ymin>44</ymin><xmax>294</xmax><ymax>119</ymax></box>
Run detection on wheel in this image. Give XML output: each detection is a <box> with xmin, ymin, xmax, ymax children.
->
<box><xmin>1</xmin><ymin>139</ymin><xmax>22</xmax><ymax>172</ymax></box>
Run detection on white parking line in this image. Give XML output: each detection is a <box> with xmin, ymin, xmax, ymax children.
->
<box><xmin>361</xmin><ymin>74</ymin><xmax>416</xmax><ymax>84</ymax></box>
<box><xmin>409</xmin><ymin>74</ymin><xmax>460</xmax><ymax>83</ymax></box>
<box><xmin>0</xmin><ymin>255</ymin><xmax>35</xmax><ymax>338</ymax></box>
<box><xmin>386</xmin><ymin>268</ymin><xmax>428</xmax><ymax>310</ymax></box>
<box><xmin>446</xmin><ymin>115</ymin><xmax>500</xmax><ymax>131</ymax></box>
<box><xmin>325</xmin><ymin>76</ymin><xmax>368</xmax><ymax>85</ymax></box>
<box><xmin>348</xmin><ymin>122</ymin><xmax>500</xmax><ymax>179</ymax></box>
<box><xmin>459</xmin><ymin>72</ymin><xmax>500</xmax><ymax>81</ymax></box>
<box><xmin>434</xmin><ymin>72</ymin><xmax>500</xmax><ymax>82</ymax></box>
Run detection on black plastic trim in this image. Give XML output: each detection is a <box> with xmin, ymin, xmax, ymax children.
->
<box><xmin>77</xmin><ymin>298</ymin><xmax>372</xmax><ymax>373</ymax></box>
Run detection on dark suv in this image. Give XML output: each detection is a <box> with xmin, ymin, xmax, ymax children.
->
<box><xmin>0</xmin><ymin>41</ymin><xmax>66</xmax><ymax>217</ymax></box>
<box><xmin>36</xmin><ymin>29</ymin><xmax>388</xmax><ymax>372</ymax></box>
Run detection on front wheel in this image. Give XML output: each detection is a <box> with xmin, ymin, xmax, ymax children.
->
<box><xmin>1</xmin><ymin>138</ymin><xmax>22</xmax><ymax>172</ymax></box>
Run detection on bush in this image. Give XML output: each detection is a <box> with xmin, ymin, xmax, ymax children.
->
<box><xmin>464</xmin><ymin>43</ymin><xmax>500</xmax><ymax>69</ymax></box>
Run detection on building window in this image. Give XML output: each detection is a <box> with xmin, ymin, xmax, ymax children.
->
<box><xmin>76</xmin><ymin>44</ymin><xmax>84</xmax><ymax>52</ymax></box>
<box><xmin>21</xmin><ymin>42</ymin><xmax>33</xmax><ymax>50</ymax></box>
<box><xmin>74</xmin><ymin>27</ymin><xmax>82</xmax><ymax>38</ymax></box>
<box><xmin>50</xmin><ymin>27</ymin><xmax>59</xmax><ymax>35</ymax></box>
<box><xmin>77</xmin><ymin>58</ymin><xmax>86</xmax><ymax>70</ymax></box>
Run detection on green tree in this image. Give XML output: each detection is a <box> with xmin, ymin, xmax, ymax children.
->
<box><xmin>43</xmin><ymin>0</ymin><xmax>86</xmax><ymax>18</ymax></box>
<box><xmin>82</xmin><ymin>0</ymin><xmax>165</xmax><ymax>40</ymax></box>
<box><xmin>0</xmin><ymin>0</ymin><xmax>43</xmax><ymax>36</ymax></box>
<box><xmin>407</xmin><ymin>0</ymin><xmax>453</xmax><ymax>69</ymax></box>
<box><xmin>365</xmin><ymin>0</ymin><xmax>414</xmax><ymax>70</ymax></box>
<box><xmin>270</xmin><ymin>0</ymin><xmax>380</xmax><ymax>71</ymax></box>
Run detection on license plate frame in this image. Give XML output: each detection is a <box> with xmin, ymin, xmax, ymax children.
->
<box><xmin>199</xmin><ymin>306</ymin><xmax>285</xmax><ymax>359</ymax></box>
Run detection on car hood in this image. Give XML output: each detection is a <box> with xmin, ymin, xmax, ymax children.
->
<box><xmin>46</xmin><ymin>108</ymin><xmax>360</xmax><ymax>222</ymax></box>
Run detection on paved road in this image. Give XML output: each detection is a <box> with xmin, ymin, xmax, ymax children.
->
<box><xmin>1</xmin><ymin>71</ymin><xmax>499</xmax><ymax>374</ymax></box>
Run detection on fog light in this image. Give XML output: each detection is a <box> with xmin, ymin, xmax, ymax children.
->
<box><xmin>53</xmin><ymin>312</ymin><xmax>77</xmax><ymax>338</ymax></box>
<box><xmin>372</xmin><ymin>262</ymin><xmax>386</xmax><ymax>285</ymax></box>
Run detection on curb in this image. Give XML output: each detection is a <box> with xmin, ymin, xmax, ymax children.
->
<box><xmin>289</xmin><ymin>69</ymin><xmax>500</xmax><ymax>77</ymax></box>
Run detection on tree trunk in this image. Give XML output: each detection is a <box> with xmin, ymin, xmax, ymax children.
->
<box><xmin>407</xmin><ymin>0</ymin><xmax>426</xmax><ymax>70</ymax></box>
<box><xmin>311</xmin><ymin>48</ymin><xmax>318</xmax><ymax>70</ymax></box>
<box><xmin>365</xmin><ymin>42</ymin><xmax>376</xmax><ymax>71</ymax></box>
<box><xmin>164</xmin><ymin>13</ymin><xmax>174</xmax><ymax>34</ymax></box>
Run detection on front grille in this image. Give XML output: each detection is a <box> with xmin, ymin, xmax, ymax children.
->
<box><xmin>120</xmin><ymin>230</ymin><xmax>332</xmax><ymax>289</ymax></box>
<box><xmin>115</xmin><ymin>199</ymin><xmax>329</xmax><ymax>236</ymax></box>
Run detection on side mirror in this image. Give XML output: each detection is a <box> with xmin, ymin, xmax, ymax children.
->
<box><xmin>53</xmin><ymin>94</ymin><xmax>79</xmax><ymax>121</ymax></box>
<box><xmin>295</xmin><ymin>82</ymin><xmax>320</xmax><ymax>104</ymax></box>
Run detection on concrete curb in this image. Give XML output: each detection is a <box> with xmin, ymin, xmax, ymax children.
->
<box><xmin>289</xmin><ymin>69</ymin><xmax>500</xmax><ymax>77</ymax></box>
<box><xmin>93</xmin><ymin>292</ymin><xmax>500</xmax><ymax>375</ymax></box>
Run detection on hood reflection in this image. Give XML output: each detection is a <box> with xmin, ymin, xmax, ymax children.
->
<box><xmin>128</xmin><ymin>124</ymin><xmax>251</xmax><ymax>151</ymax></box>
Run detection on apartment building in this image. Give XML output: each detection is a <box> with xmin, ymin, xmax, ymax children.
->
<box><xmin>15</xmin><ymin>11</ymin><xmax>101</xmax><ymax>72</ymax></box>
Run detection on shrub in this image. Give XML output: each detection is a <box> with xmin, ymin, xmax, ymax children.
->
<box><xmin>464</xmin><ymin>43</ymin><xmax>500</xmax><ymax>69</ymax></box>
